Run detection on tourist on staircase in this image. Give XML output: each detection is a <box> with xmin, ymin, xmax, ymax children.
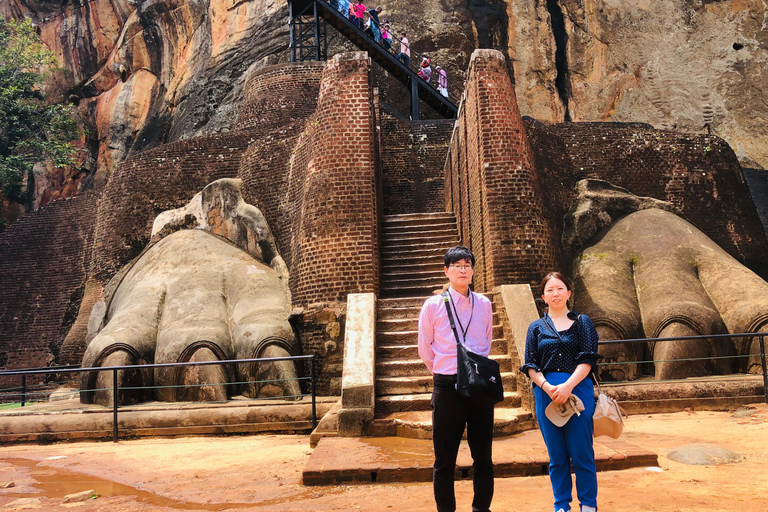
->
<box><xmin>521</xmin><ymin>272</ymin><xmax>601</xmax><ymax>512</ymax></box>
<box><xmin>417</xmin><ymin>55</ymin><xmax>432</xmax><ymax>82</ymax></box>
<box><xmin>381</xmin><ymin>22</ymin><xmax>392</xmax><ymax>51</ymax></box>
<box><xmin>418</xmin><ymin>246</ymin><xmax>495</xmax><ymax>512</ymax></box>
<box><xmin>437</xmin><ymin>66</ymin><xmax>448</xmax><ymax>97</ymax></box>
<box><xmin>336</xmin><ymin>0</ymin><xmax>349</xmax><ymax>19</ymax></box>
<box><xmin>396</xmin><ymin>32</ymin><xmax>410</xmax><ymax>67</ymax></box>
<box><xmin>367</xmin><ymin>6</ymin><xmax>383</xmax><ymax>43</ymax></box>
<box><xmin>351</xmin><ymin>1</ymin><xmax>366</xmax><ymax>28</ymax></box>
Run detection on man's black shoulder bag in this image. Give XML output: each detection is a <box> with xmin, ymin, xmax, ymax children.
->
<box><xmin>441</xmin><ymin>291</ymin><xmax>504</xmax><ymax>408</ymax></box>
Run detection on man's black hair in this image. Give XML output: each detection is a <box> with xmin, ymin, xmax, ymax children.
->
<box><xmin>444</xmin><ymin>246</ymin><xmax>475</xmax><ymax>267</ymax></box>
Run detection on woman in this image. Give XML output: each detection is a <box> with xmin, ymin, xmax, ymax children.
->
<box><xmin>351</xmin><ymin>1</ymin><xmax>366</xmax><ymax>29</ymax></box>
<box><xmin>521</xmin><ymin>272</ymin><xmax>601</xmax><ymax>512</ymax></box>
<box><xmin>437</xmin><ymin>66</ymin><xmax>448</xmax><ymax>97</ymax></box>
<box><xmin>417</xmin><ymin>56</ymin><xmax>432</xmax><ymax>82</ymax></box>
<box><xmin>381</xmin><ymin>22</ymin><xmax>392</xmax><ymax>51</ymax></box>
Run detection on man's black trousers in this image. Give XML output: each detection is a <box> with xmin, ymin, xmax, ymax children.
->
<box><xmin>431</xmin><ymin>374</ymin><xmax>494</xmax><ymax>512</ymax></box>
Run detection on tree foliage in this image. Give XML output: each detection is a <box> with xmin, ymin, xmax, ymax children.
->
<box><xmin>0</xmin><ymin>17</ymin><xmax>80</xmax><ymax>203</ymax></box>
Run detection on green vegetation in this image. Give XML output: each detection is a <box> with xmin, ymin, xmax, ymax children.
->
<box><xmin>0</xmin><ymin>18</ymin><xmax>80</xmax><ymax>204</ymax></box>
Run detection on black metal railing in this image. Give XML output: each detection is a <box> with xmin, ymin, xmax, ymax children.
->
<box><xmin>0</xmin><ymin>355</ymin><xmax>316</xmax><ymax>442</ymax></box>
<box><xmin>295</xmin><ymin>0</ymin><xmax>459</xmax><ymax>118</ymax></box>
<box><xmin>596</xmin><ymin>332</ymin><xmax>768</xmax><ymax>403</ymax></box>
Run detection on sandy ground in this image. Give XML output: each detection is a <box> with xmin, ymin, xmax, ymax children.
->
<box><xmin>0</xmin><ymin>403</ymin><xmax>766</xmax><ymax>512</ymax></box>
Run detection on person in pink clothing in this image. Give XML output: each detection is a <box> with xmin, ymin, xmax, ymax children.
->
<box><xmin>437</xmin><ymin>66</ymin><xmax>448</xmax><ymax>97</ymax></box>
<box><xmin>418</xmin><ymin>246</ymin><xmax>495</xmax><ymax>512</ymax></box>
<box><xmin>417</xmin><ymin>56</ymin><xmax>432</xmax><ymax>82</ymax></box>
<box><xmin>351</xmin><ymin>2</ymin><xmax>366</xmax><ymax>29</ymax></box>
<box><xmin>396</xmin><ymin>32</ymin><xmax>410</xmax><ymax>67</ymax></box>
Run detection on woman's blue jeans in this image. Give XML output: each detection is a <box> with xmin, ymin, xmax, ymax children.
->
<box><xmin>534</xmin><ymin>372</ymin><xmax>598</xmax><ymax>512</ymax></box>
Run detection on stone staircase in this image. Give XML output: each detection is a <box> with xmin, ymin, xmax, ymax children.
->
<box><xmin>370</xmin><ymin>213</ymin><xmax>533</xmax><ymax>438</ymax></box>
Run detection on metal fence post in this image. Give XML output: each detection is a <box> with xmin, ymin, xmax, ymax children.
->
<box><xmin>21</xmin><ymin>374</ymin><xmax>26</xmax><ymax>407</ymax></box>
<box><xmin>311</xmin><ymin>355</ymin><xmax>317</xmax><ymax>429</ymax></box>
<box><xmin>759</xmin><ymin>335</ymin><xmax>768</xmax><ymax>404</ymax></box>
<box><xmin>113</xmin><ymin>368</ymin><xmax>119</xmax><ymax>442</ymax></box>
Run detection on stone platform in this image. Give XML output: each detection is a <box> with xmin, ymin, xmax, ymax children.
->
<box><xmin>302</xmin><ymin>430</ymin><xmax>658</xmax><ymax>485</ymax></box>
<box><xmin>0</xmin><ymin>394</ymin><xmax>338</xmax><ymax>443</ymax></box>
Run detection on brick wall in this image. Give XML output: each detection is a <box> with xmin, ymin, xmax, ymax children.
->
<box><xmin>284</xmin><ymin>52</ymin><xmax>380</xmax><ymax>305</ymax></box>
<box><xmin>379</xmin><ymin>108</ymin><xmax>455</xmax><ymax>215</ymax></box>
<box><xmin>236</xmin><ymin>62</ymin><xmax>326</xmax><ymax>133</ymax></box>
<box><xmin>237</xmin><ymin>62</ymin><xmax>325</xmax><ymax>276</ymax></box>
<box><xmin>0</xmin><ymin>193</ymin><xmax>98</xmax><ymax>388</ymax></box>
<box><xmin>236</xmin><ymin>55</ymin><xmax>381</xmax><ymax>392</ymax></box>
<box><xmin>525</xmin><ymin>122</ymin><xmax>768</xmax><ymax>271</ymax></box>
<box><xmin>0</xmin><ymin>55</ymin><xmax>411</xmax><ymax>396</ymax></box>
<box><xmin>444</xmin><ymin>49</ymin><xmax>559</xmax><ymax>291</ymax></box>
<box><xmin>445</xmin><ymin>50</ymin><xmax>767</xmax><ymax>293</ymax></box>
<box><xmin>89</xmin><ymin>133</ymin><xmax>257</xmax><ymax>284</ymax></box>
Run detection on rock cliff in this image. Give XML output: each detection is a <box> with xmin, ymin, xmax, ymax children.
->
<box><xmin>2</xmin><ymin>0</ymin><xmax>765</xmax><ymax>211</ymax></box>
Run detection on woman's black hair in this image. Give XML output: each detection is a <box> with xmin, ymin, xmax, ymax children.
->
<box><xmin>539</xmin><ymin>272</ymin><xmax>572</xmax><ymax>295</ymax></box>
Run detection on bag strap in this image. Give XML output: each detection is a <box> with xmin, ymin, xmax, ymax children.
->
<box><xmin>591</xmin><ymin>372</ymin><xmax>603</xmax><ymax>394</ymax></box>
<box><xmin>441</xmin><ymin>291</ymin><xmax>462</xmax><ymax>347</ymax></box>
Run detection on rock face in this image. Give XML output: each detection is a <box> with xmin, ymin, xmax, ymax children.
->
<box><xmin>3</xmin><ymin>0</ymin><xmax>764</xmax><ymax>215</ymax></box>
<box><xmin>507</xmin><ymin>0</ymin><xmax>768</xmax><ymax>169</ymax></box>
<box><xmin>1</xmin><ymin>0</ymin><xmax>291</xmax><ymax>195</ymax></box>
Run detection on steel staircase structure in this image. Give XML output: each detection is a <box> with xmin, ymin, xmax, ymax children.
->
<box><xmin>287</xmin><ymin>0</ymin><xmax>458</xmax><ymax>120</ymax></box>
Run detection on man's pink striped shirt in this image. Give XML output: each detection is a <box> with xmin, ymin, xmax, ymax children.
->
<box><xmin>417</xmin><ymin>287</ymin><xmax>493</xmax><ymax>375</ymax></box>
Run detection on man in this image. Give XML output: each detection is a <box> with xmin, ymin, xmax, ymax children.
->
<box><xmin>418</xmin><ymin>246</ymin><xmax>495</xmax><ymax>512</ymax></box>
<box><xmin>367</xmin><ymin>6</ymin><xmax>383</xmax><ymax>43</ymax></box>
<box><xmin>396</xmin><ymin>32</ymin><xmax>410</xmax><ymax>67</ymax></box>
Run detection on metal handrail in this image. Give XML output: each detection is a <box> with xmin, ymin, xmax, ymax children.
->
<box><xmin>316</xmin><ymin>0</ymin><xmax>461</xmax><ymax>107</ymax></box>
<box><xmin>0</xmin><ymin>354</ymin><xmax>317</xmax><ymax>441</ymax></box>
<box><xmin>595</xmin><ymin>332</ymin><xmax>768</xmax><ymax>403</ymax></box>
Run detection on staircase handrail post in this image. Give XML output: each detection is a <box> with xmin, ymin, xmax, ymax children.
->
<box><xmin>760</xmin><ymin>334</ymin><xmax>768</xmax><ymax>404</ymax></box>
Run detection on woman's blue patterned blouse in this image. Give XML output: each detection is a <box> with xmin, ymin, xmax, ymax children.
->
<box><xmin>520</xmin><ymin>310</ymin><xmax>602</xmax><ymax>377</ymax></box>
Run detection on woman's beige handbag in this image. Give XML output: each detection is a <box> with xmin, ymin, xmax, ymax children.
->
<box><xmin>592</xmin><ymin>376</ymin><xmax>626</xmax><ymax>439</ymax></box>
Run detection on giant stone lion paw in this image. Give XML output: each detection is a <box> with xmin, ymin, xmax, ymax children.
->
<box><xmin>80</xmin><ymin>179</ymin><xmax>301</xmax><ymax>405</ymax></box>
<box><xmin>566</xmin><ymin>180</ymin><xmax>768</xmax><ymax>381</ymax></box>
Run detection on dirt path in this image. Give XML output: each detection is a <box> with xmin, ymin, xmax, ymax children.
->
<box><xmin>0</xmin><ymin>404</ymin><xmax>766</xmax><ymax>511</ymax></box>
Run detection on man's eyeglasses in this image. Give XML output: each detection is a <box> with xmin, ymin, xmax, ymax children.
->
<box><xmin>449</xmin><ymin>264</ymin><xmax>473</xmax><ymax>271</ymax></box>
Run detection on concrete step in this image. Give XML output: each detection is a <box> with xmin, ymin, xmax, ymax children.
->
<box><xmin>381</xmin><ymin>246</ymin><xmax>455</xmax><ymax>260</ymax></box>
<box><xmin>604</xmin><ymin>374</ymin><xmax>766</xmax><ymax>415</ymax></box>
<box><xmin>382</xmin><ymin>212</ymin><xmax>456</xmax><ymax>226</ymax></box>
<box><xmin>382</xmin><ymin>269</ymin><xmax>446</xmax><ymax>281</ymax></box>
<box><xmin>379</xmin><ymin>284</ymin><xmax>446</xmax><ymax>298</ymax></box>
<box><xmin>367</xmin><ymin>407</ymin><xmax>533</xmax><ymax>439</ymax></box>
<box><xmin>383</xmin><ymin>222</ymin><xmax>458</xmax><ymax>235</ymax></box>
<box><xmin>375</xmin><ymin>391</ymin><xmax>522</xmax><ymax>415</ymax></box>
<box><xmin>376</xmin><ymin>372</ymin><xmax>518</xmax><ymax>396</ymax></box>
<box><xmin>383</xmin><ymin>233</ymin><xmax>459</xmax><ymax>246</ymax></box>
<box><xmin>381</xmin><ymin>240</ymin><xmax>457</xmax><ymax>254</ymax></box>
<box><xmin>377</xmin><ymin>293</ymin><xmax>494</xmax><ymax>306</ymax></box>
<box><xmin>377</xmin><ymin>319</ymin><xmax>504</xmax><ymax>337</ymax></box>
<box><xmin>303</xmin><ymin>427</ymin><xmax>658</xmax><ymax>485</ymax></box>
<box><xmin>377</xmin><ymin>327</ymin><xmax>504</xmax><ymax>347</ymax></box>
<box><xmin>377</xmin><ymin>330</ymin><xmax>419</xmax><ymax>345</ymax></box>
<box><xmin>377</xmin><ymin>338</ymin><xmax>508</xmax><ymax>358</ymax></box>
<box><xmin>376</xmin><ymin>305</ymin><xmax>424</xmax><ymax>321</ymax></box>
<box><xmin>381</xmin><ymin>263</ymin><xmax>446</xmax><ymax>275</ymax></box>
<box><xmin>377</xmin><ymin>355</ymin><xmax>512</xmax><ymax>377</ymax></box>
<box><xmin>378</xmin><ymin>297</ymin><xmax>431</xmax><ymax>308</ymax></box>
<box><xmin>381</xmin><ymin>256</ymin><xmax>447</xmax><ymax>270</ymax></box>
<box><xmin>380</xmin><ymin>275</ymin><xmax>449</xmax><ymax>289</ymax></box>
